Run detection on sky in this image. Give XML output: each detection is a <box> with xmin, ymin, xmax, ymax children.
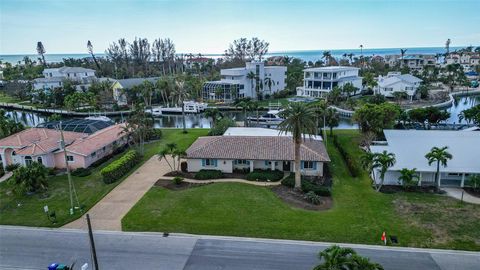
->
<box><xmin>0</xmin><ymin>0</ymin><xmax>479</xmax><ymax>55</ymax></box>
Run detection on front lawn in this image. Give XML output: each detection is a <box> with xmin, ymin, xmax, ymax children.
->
<box><xmin>0</xmin><ymin>128</ymin><xmax>208</xmax><ymax>227</ymax></box>
<box><xmin>123</xmin><ymin>130</ymin><xmax>480</xmax><ymax>251</ymax></box>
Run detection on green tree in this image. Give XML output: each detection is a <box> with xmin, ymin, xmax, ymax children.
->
<box><xmin>204</xmin><ymin>108</ymin><xmax>223</xmax><ymax>129</ymax></box>
<box><xmin>278</xmin><ymin>102</ymin><xmax>316</xmax><ymax>189</ymax></box>
<box><xmin>0</xmin><ymin>110</ymin><xmax>24</xmax><ymax>139</ymax></box>
<box><xmin>235</xmin><ymin>99</ymin><xmax>252</xmax><ymax>127</ymax></box>
<box><xmin>36</xmin><ymin>41</ymin><xmax>46</xmax><ymax>67</ymax></box>
<box><xmin>246</xmin><ymin>71</ymin><xmax>257</xmax><ymax>99</ymax></box>
<box><xmin>469</xmin><ymin>175</ymin><xmax>480</xmax><ymax>192</ymax></box>
<box><xmin>397</xmin><ymin>168</ymin><xmax>420</xmax><ymax>191</ymax></box>
<box><xmin>121</xmin><ymin>103</ymin><xmax>152</xmax><ymax>154</ymax></box>
<box><xmin>458</xmin><ymin>105</ymin><xmax>480</xmax><ymax>125</ymax></box>
<box><xmin>173</xmin><ymin>77</ymin><xmax>190</xmax><ymax>133</ymax></box>
<box><xmin>425</xmin><ymin>146</ymin><xmax>452</xmax><ymax>192</ymax></box>
<box><xmin>9</xmin><ymin>162</ymin><xmax>49</xmax><ymax>195</ymax></box>
<box><xmin>372</xmin><ymin>150</ymin><xmax>396</xmax><ymax>192</ymax></box>
<box><xmin>325</xmin><ymin>108</ymin><xmax>339</xmax><ymax>136</ymax></box>
<box><xmin>313</xmin><ymin>245</ymin><xmax>382</xmax><ymax>270</ymax></box>
<box><xmin>353</xmin><ymin>103</ymin><xmax>401</xmax><ymax>137</ymax></box>
<box><xmin>360</xmin><ymin>151</ymin><xmax>377</xmax><ymax>182</ymax></box>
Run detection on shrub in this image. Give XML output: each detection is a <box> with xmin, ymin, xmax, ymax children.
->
<box><xmin>146</xmin><ymin>128</ymin><xmax>162</xmax><ymax>141</ymax></box>
<box><xmin>47</xmin><ymin>168</ymin><xmax>56</xmax><ymax>176</ymax></box>
<box><xmin>281</xmin><ymin>174</ymin><xmax>295</xmax><ymax>187</ymax></box>
<box><xmin>8</xmin><ymin>162</ymin><xmax>48</xmax><ymax>194</ymax></box>
<box><xmin>71</xmin><ymin>168</ymin><xmax>91</xmax><ymax>177</ymax></box>
<box><xmin>194</xmin><ymin>169</ymin><xmax>223</xmax><ymax>180</ymax></box>
<box><xmin>100</xmin><ymin>150</ymin><xmax>141</xmax><ymax>184</ymax></box>
<box><xmin>246</xmin><ymin>169</ymin><xmax>284</xmax><ymax>182</ymax></box>
<box><xmin>281</xmin><ymin>174</ymin><xmax>331</xmax><ymax>196</ymax></box>
<box><xmin>90</xmin><ymin>144</ymin><xmax>127</xmax><ymax>168</ymax></box>
<box><xmin>0</xmin><ymin>165</ymin><xmax>4</xmax><ymax>178</ymax></box>
<box><xmin>304</xmin><ymin>191</ymin><xmax>321</xmax><ymax>205</ymax></box>
<box><xmin>5</xmin><ymin>163</ymin><xmax>20</xmax><ymax>172</ymax></box>
<box><xmin>173</xmin><ymin>176</ymin><xmax>184</xmax><ymax>185</ymax></box>
<box><xmin>332</xmin><ymin>135</ymin><xmax>360</xmax><ymax>177</ymax></box>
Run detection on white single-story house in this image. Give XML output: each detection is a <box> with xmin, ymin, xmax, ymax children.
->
<box><xmin>370</xmin><ymin>129</ymin><xmax>480</xmax><ymax>187</ymax></box>
<box><xmin>375</xmin><ymin>73</ymin><xmax>423</xmax><ymax>100</ymax></box>
<box><xmin>186</xmin><ymin>128</ymin><xmax>330</xmax><ymax>177</ymax></box>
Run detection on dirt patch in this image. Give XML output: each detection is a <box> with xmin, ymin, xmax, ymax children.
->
<box><xmin>154</xmin><ymin>179</ymin><xmax>209</xmax><ymax>191</ymax></box>
<box><xmin>164</xmin><ymin>171</ymin><xmax>249</xmax><ymax>180</ymax></box>
<box><xmin>464</xmin><ymin>188</ymin><xmax>480</xmax><ymax>198</ymax></box>
<box><xmin>380</xmin><ymin>185</ymin><xmax>440</xmax><ymax>194</ymax></box>
<box><xmin>271</xmin><ymin>185</ymin><xmax>332</xmax><ymax>211</ymax></box>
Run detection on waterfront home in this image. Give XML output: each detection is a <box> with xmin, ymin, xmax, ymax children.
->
<box><xmin>370</xmin><ymin>130</ymin><xmax>480</xmax><ymax>187</ymax></box>
<box><xmin>185</xmin><ymin>57</ymin><xmax>212</xmax><ymax>70</ymax></box>
<box><xmin>110</xmin><ymin>77</ymin><xmax>160</xmax><ymax>106</ymax></box>
<box><xmin>384</xmin><ymin>54</ymin><xmax>436</xmax><ymax>70</ymax></box>
<box><xmin>33</xmin><ymin>66</ymin><xmax>96</xmax><ymax>91</ymax></box>
<box><xmin>186</xmin><ymin>128</ymin><xmax>330</xmax><ymax>176</ymax></box>
<box><xmin>0</xmin><ymin>123</ymin><xmax>128</xmax><ymax>170</ymax></box>
<box><xmin>202</xmin><ymin>62</ymin><xmax>287</xmax><ymax>102</ymax></box>
<box><xmin>375</xmin><ymin>72</ymin><xmax>422</xmax><ymax>100</ymax></box>
<box><xmin>296</xmin><ymin>66</ymin><xmax>362</xmax><ymax>98</ymax></box>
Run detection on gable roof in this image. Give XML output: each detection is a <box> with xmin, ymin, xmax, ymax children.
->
<box><xmin>187</xmin><ymin>136</ymin><xmax>330</xmax><ymax>162</ymax></box>
<box><xmin>44</xmin><ymin>67</ymin><xmax>96</xmax><ymax>74</ymax></box>
<box><xmin>370</xmin><ymin>130</ymin><xmax>480</xmax><ymax>173</ymax></box>
<box><xmin>378</xmin><ymin>74</ymin><xmax>422</xmax><ymax>87</ymax></box>
<box><xmin>116</xmin><ymin>77</ymin><xmax>160</xmax><ymax>89</ymax></box>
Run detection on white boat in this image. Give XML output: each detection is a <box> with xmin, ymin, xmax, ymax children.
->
<box><xmin>247</xmin><ymin>109</ymin><xmax>284</xmax><ymax>124</ymax></box>
<box><xmin>85</xmin><ymin>116</ymin><xmax>112</xmax><ymax>122</ymax></box>
<box><xmin>148</xmin><ymin>101</ymin><xmax>208</xmax><ymax>116</ymax></box>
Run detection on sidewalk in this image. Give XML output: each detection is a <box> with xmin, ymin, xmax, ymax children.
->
<box><xmin>442</xmin><ymin>187</ymin><xmax>480</xmax><ymax>205</ymax></box>
<box><xmin>63</xmin><ymin>155</ymin><xmax>172</xmax><ymax>231</ymax></box>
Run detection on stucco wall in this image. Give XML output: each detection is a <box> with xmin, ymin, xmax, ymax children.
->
<box><xmin>187</xmin><ymin>159</ymin><xmax>233</xmax><ymax>173</ymax></box>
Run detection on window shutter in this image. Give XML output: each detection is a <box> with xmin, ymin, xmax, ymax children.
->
<box><xmin>214</xmin><ymin>159</ymin><xmax>218</xmax><ymax>167</ymax></box>
<box><xmin>265</xmin><ymin>160</ymin><xmax>268</xmax><ymax>166</ymax></box>
<box><xmin>301</xmin><ymin>161</ymin><xmax>304</xmax><ymax>169</ymax></box>
<box><xmin>202</xmin><ymin>159</ymin><xmax>205</xmax><ymax>166</ymax></box>
<box><xmin>313</xmin><ymin>162</ymin><xmax>317</xmax><ymax>170</ymax></box>
<box><xmin>247</xmin><ymin>160</ymin><xmax>250</xmax><ymax>165</ymax></box>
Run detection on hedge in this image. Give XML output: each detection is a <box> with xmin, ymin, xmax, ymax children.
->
<box><xmin>281</xmin><ymin>174</ymin><xmax>331</xmax><ymax>197</ymax></box>
<box><xmin>332</xmin><ymin>135</ymin><xmax>360</xmax><ymax>177</ymax></box>
<box><xmin>100</xmin><ymin>150</ymin><xmax>141</xmax><ymax>184</ymax></box>
<box><xmin>72</xmin><ymin>168</ymin><xmax>91</xmax><ymax>177</ymax></box>
<box><xmin>246</xmin><ymin>169</ymin><xmax>284</xmax><ymax>182</ymax></box>
<box><xmin>194</xmin><ymin>169</ymin><xmax>223</xmax><ymax>180</ymax></box>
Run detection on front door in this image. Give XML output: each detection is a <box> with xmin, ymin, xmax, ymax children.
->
<box><xmin>283</xmin><ymin>161</ymin><xmax>290</xmax><ymax>171</ymax></box>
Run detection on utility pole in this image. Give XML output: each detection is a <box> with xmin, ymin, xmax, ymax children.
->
<box><xmin>86</xmin><ymin>214</ymin><xmax>99</xmax><ymax>270</ymax></box>
<box><xmin>58</xmin><ymin>122</ymin><xmax>81</xmax><ymax>214</ymax></box>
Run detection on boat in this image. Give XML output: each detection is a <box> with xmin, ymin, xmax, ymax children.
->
<box><xmin>247</xmin><ymin>109</ymin><xmax>284</xmax><ymax>124</ymax></box>
<box><xmin>147</xmin><ymin>101</ymin><xmax>208</xmax><ymax>116</ymax></box>
<box><xmin>85</xmin><ymin>115</ymin><xmax>112</xmax><ymax>122</ymax></box>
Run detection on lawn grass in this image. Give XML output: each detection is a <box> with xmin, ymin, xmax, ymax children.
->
<box><xmin>122</xmin><ymin>129</ymin><xmax>480</xmax><ymax>251</ymax></box>
<box><xmin>0</xmin><ymin>92</ymin><xmax>22</xmax><ymax>104</ymax></box>
<box><xmin>0</xmin><ymin>128</ymin><xmax>208</xmax><ymax>227</ymax></box>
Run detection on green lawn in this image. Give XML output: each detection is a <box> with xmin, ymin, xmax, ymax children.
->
<box><xmin>0</xmin><ymin>92</ymin><xmax>22</xmax><ymax>104</ymax></box>
<box><xmin>0</xmin><ymin>128</ymin><xmax>208</xmax><ymax>227</ymax></box>
<box><xmin>123</xmin><ymin>130</ymin><xmax>480</xmax><ymax>251</ymax></box>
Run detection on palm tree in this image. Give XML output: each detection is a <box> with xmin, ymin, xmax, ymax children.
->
<box><xmin>310</xmin><ymin>100</ymin><xmax>328</xmax><ymax>136</ymax></box>
<box><xmin>360</xmin><ymin>151</ymin><xmax>377</xmax><ymax>182</ymax></box>
<box><xmin>249</xmin><ymin>101</ymin><xmax>260</xmax><ymax>125</ymax></box>
<box><xmin>445</xmin><ymin>38</ymin><xmax>451</xmax><ymax>57</ymax></box>
<box><xmin>278</xmin><ymin>102</ymin><xmax>316</xmax><ymax>189</ymax></box>
<box><xmin>425</xmin><ymin>146</ymin><xmax>453</xmax><ymax>192</ymax></box>
<box><xmin>264</xmin><ymin>77</ymin><xmax>273</xmax><ymax>94</ymax></box>
<box><xmin>173</xmin><ymin>77</ymin><xmax>190</xmax><ymax>133</ymax></box>
<box><xmin>36</xmin><ymin>41</ymin><xmax>46</xmax><ymax>67</ymax></box>
<box><xmin>313</xmin><ymin>245</ymin><xmax>356</xmax><ymax>270</ymax></box>
<box><xmin>400</xmin><ymin>49</ymin><xmax>408</xmax><ymax>68</ymax></box>
<box><xmin>322</xmin><ymin>51</ymin><xmax>332</xmax><ymax>66</ymax></box>
<box><xmin>204</xmin><ymin>108</ymin><xmax>223</xmax><ymax>128</ymax></box>
<box><xmin>236</xmin><ymin>100</ymin><xmax>251</xmax><ymax>127</ymax></box>
<box><xmin>372</xmin><ymin>151</ymin><xmax>396</xmax><ymax>192</ymax></box>
<box><xmin>397</xmin><ymin>168</ymin><xmax>420</xmax><ymax>191</ymax></box>
<box><xmin>325</xmin><ymin>108</ymin><xmax>339</xmax><ymax>136</ymax></box>
<box><xmin>359</xmin><ymin>44</ymin><xmax>364</xmax><ymax>69</ymax></box>
<box><xmin>87</xmin><ymin>40</ymin><xmax>101</xmax><ymax>70</ymax></box>
<box><xmin>246</xmin><ymin>71</ymin><xmax>256</xmax><ymax>98</ymax></box>
<box><xmin>351</xmin><ymin>254</ymin><xmax>384</xmax><ymax>270</ymax></box>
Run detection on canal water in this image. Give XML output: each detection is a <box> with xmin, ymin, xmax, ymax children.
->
<box><xmin>4</xmin><ymin>95</ymin><xmax>478</xmax><ymax>129</ymax></box>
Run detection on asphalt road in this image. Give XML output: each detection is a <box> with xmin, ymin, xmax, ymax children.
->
<box><xmin>1</xmin><ymin>226</ymin><xmax>479</xmax><ymax>270</ymax></box>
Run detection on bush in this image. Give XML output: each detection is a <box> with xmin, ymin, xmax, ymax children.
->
<box><xmin>5</xmin><ymin>163</ymin><xmax>20</xmax><ymax>172</ymax></box>
<box><xmin>47</xmin><ymin>168</ymin><xmax>56</xmax><ymax>176</ymax></box>
<box><xmin>246</xmin><ymin>169</ymin><xmax>284</xmax><ymax>182</ymax></box>
<box><xmin>0</xmin><ymin>166</ymin><xmax>4</xmax><ymax>178</ymax></box>
<box><xmin>281</xmin><ymin>174</ymin><xmax>331</xmax><ymax>197</ymax></box>
<box><xmin>90</xmin><ymin>144</ymin><xmax>127</xmax><ymax>168</ymax></box>
<box><xmin>194</xmin><ymin>169</ymin><xmax>223</xmax><ymax>180</ymax></box>
<box><xmin>304</xmin><ymin>191</ymin><xmax>321</xmax><ymax>205</ymax></box>
<box><xmin>9</xmin><ymin>162</ymin><xmax>48</xmax><ymax>194</ymax></box>
<box><xmin>173</xmin><ymin>176</ymin><xmax>184</xmax><ymax>185</ymax></box>
<box><xmin>332</xmin><ymin>135</ymin><xmax>360</xmax><ymax>177</ymax></box>
<box><xmin>71</xmin><ymin>168</ymin><xmax>91</xmax><ymax>177</ymax></box>
<box><xmin>100</xmin><ymin>150</ymin><xmax>141</xmax><ymax>184</ymax></box>
<box><xmin>146</xmin><ymin>128</ymin><xmax>162</xmax><ymax>141</ymax></box>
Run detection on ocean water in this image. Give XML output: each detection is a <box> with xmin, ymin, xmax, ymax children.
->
<box><xmin>0</xmin><ymin>46</ymin><xmax>460</xmax><ymax>65</ymax></box>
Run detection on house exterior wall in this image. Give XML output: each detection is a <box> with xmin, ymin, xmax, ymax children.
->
<box><xmin>53</xmin><ymin>152</ymin><xmax>87</xmax><ymax>169</ymax></box>
<box><xmin>373</xmin><ymin>170</ymin><xmax>464</xmax><ymax>186</ymax></box>
<box><xmin>297</xmin><ymin>67</ymin><xmax>362</xmax><ymax>98</ymax></box>
<box><xmin>377</xmin><ymin>81</ymin><xmax>418</xmax><ymax>98</ymax></box>
<box><xmin>187</xmin><ymin>159</ymin><xmax>233</xmax><ymax>173</ymax></box>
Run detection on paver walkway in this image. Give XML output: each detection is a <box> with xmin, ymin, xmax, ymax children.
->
<box><xmin>63</xmin><ymin>155</ymin><xmax>171</xmax><ymax>231</ymax></box>
<box><xmin>442</xmin><ymin>187</ymin><xmax>480</xmax><ymax>205</ymax></box>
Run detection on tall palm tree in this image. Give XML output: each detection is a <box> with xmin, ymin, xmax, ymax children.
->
<box><xmin>310</xmin><ymin>100</ymin><xmax>328</xmax><ymax>136</ymax></box>
<box><xmin>204</xmin><ymin>108</ymin><xmax>223</xmax><ymax>128</ymax></box>
<box><xmin>264</xmin><ymin>77</ymin><xmax>273</xmax><ymax>94</ymax></box>
<box><xmin>87</xmin><ymin>40</ymin><xmax>101</xmax><ymax>70</ymax></box>
<box><xmin>278</xmin><ymin>102</ymin><xmax>316</xmax><ymax>189</ymax></box>
<box><xmin>246</xmin><ymin>71</ymin><xmax>256</xmax><ymax>98</ymax></box>
<box><xmin>236</xmin><ymin>100</ymin><xmax>251</xmax><ymax>127</ymax></box>
<box><xmin>372</xmin><ymin>151</ymin><xmax>396</xmax><ymax>192</ymax></box>
<box><xmin>249</xmin><ymin>101</ymin><xmax>260</xmax><ymax>124</ymax></box>
<box><xmin>325</xmin><ymin>108</ymin><xmax>339</xmax><ymax>136</ymax></box>
<box><xmin>173</xmin><ymin>77</ymin><xmax>190</xmax><ymax>133</ymax></box>
<box><xmin>425</xmin><ymin>146</ymin><xmax>453</xmax><ymax>192</ymax></box>
<box><xmin>360</xmin><ymin>151</ymin><xmax>377</xmax><ymax>182</ymax></box>
<box><xmin>322</xmin><ymin>51</ymin><xmax>332</xmax><ymax>66</ymax></box>
<box><xmin>36</xmin><ymin>41</ymin><xmax>46</xmax><ymax>67</ymax></box>
<box><xmin>400</xmin><ymin>49</ymin><xmax>408</xmax><ymax>68</ymax></box>
<box><xmin>359</xmin><ymin>44</ymin><xmax>364</xmax><ymax>69</ymax></box>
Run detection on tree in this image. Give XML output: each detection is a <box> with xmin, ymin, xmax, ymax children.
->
<box><xmin>172</xmin><ymin>77</ymin><xmax>190</xmax><ymax>133</ymax></box>
<box><xmin>0</xmin><ymin>110</ymin><xmax>24</xmax><ymax>139</ymax></box>
<box><xmin>372</xmin><ymin>151</ymin><xmax>396</xmax><ymax>192</ymax></box>
<box><xmin>204</xmin><ymin>108</ymin><xmax>223</xmax><ymax>129</ymax></box>
<box><xmin>235</xmin><ymin>99</ymin><xmax>252</xmax><ymax>127</ymax></box>
<box><xmin>445</xmin><ymin>38</ymin><xmax>451</xmax><ymax>59</ymax></box>
<box><xmin>341</xmin><ymin>83</ymin><xmax>357</xmax><ymax>98</ymax></box>
<box><xmin>469</xmin><ymin>175</ymin><xmax>480</xmax><ymax>192</ymax></box>
<box><xmin>9</xmin><ymin>162</ymin><xmax>49</xmax><ymax>195</ymax></box>
<box><xmin>246</xmin><ymin>71</ymin><xmax>257</xmax><ymax>98</ymax></box>
<box><xmin>326</xmin><ymin>87</ymin><xmax>342</xmax><ymax>105</ymax></box>
<box><xmin>397</xmin><ymin>168</ymin><xmax>419</xmax><ymax>191</ymax></box>
<box><xmin>36</xmin><ymin>41</ymin><xmax>46</xmax><ymax>67</ymax></box>
<box><xmin>360</xmin><ymin>151</ymin><xmax>377</xmax><ymax>182</ymax></box>
<box><xmin>322</xmin><ymin>51</ymin><xmax>332</xmax><ymax>66</ymax></box>
<box><xmin>121</xmin><ymin>104</ymin><xmax>152</xmax><ymax>154</ymax></box>
<box><xmin>87</xmin><ymin>40</ymin><xmax>101</xmax><ymax>70</ymax></box>
<box><xmin>353</xmin><ymin>103</ymin><xmax>401</xmax><ymax>137</ymax></box>
<box><xmin>313</xmin><ymin>245</ymin><xmax>384</xmax><ymax>270</ymax></box>
<box><xmin>225</xmin><ymin>37</ymin><xmax>269</xmax><ymax>62</ymax></box>
<box><xmin>325</xmin><ymin>108</ymin><xmax>339</xmax><ymax>135</ymax></box>
<box><xmin>425</xmin><ymin>146</ymin><xmax>452</xmax><ymax>192</ymax></box>
<box><xmin>278</xmin><ymin>102</ymin><xmax>316</xmax><ymax>189</ymax></box>
<box><xmin>400</xmin><ymin>49</ymin><xmax>408</xmax><ymax>68</ymax></box>
<box><xmin>458</xmin><ymin>104</ymin><xmax>480</xmax><ymax>125</ymax></box>
<box><xmin>264</xmin><ymin>77</ymin><xmax>273</xmax><ymax>94</ymax></box>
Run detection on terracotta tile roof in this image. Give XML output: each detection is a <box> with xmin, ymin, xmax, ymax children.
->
<box><xmin>187</xmin><ymin>136</ymin><xmax>330</xmax><ymax>162</ymax></box>
<box><xmin>64</xmin><ymin>123</ymin><xmax>127</xmax><ymax>156</ymax></box>
<box><xmin>0</xmin><ymin>128</ymin><xmax>86</xmax><ymax>156</ymax></box>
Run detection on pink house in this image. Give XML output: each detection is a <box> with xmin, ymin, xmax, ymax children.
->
<box><xmin>0</xmin><ymin>123</ymin><xmax>128</xmax><ymax>170</ymax></box>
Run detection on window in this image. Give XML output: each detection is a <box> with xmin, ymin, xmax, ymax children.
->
<box><xmin>25</xmin><ymin>156</ymin><xmax>33</xmax><ymax>166</ymax></box>
<box><xmin>235</xmin><ymin>160</ymin><xmax>249</xmax><ymax>165</ymax></box>
<box><xmin>203</xmin><ymin>159</ymin><xmax>216</xmax><ymax>167</ymax></box>
<box><xmin>67</xmin><ymin>155</ymin><xmax>74</xmax><ymax>162</ymax></box>
<box><xmin>91</xmin><ymin>152</ymin><xmax>96</xmax><ymax>157</ymax></box>
<box><xmin>37</xmin><ymin>156</ymin><xmax>43</xmax><ymax>164</ymax></box>
<box><xmin>302</xmin><ymin>161</ymin><xmax>315</xmax><ymax>169</ymax></box>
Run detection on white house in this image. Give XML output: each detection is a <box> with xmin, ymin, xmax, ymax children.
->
<box><xmin>109</xmin><ymin>77</ymin><xmax>160</xmax><ymax>106</ymax></box>
<box><xmin>370</xmin><ymin>130</ymin><xmax>480</xmax><ymax>188</ymax></box>
<box><xmin>375</xmin><ymin>72</ymin><xmax>423</xmax><ymax>100</ymax></box>
<box><xmin>186</xmin><ymin>128</ymin><xmax>330</xmax><ymax>176</ymax></box>
<box><xmin>296</xmin><ymin>66</ymin><xmax>362</xmax><ymax>98</ymax></box>
<box><xmin>202</xmin><ymin>62</ymin><xmax>287</xmax><ymax>102</ymax></box>
<box><xmin>33</xmin><ymin>67</ymin><xmax>96</xmax><ymax>91</ymax></box>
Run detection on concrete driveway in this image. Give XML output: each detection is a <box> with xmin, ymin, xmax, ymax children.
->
<box><xmin>64</xmin><ymin>155</ymin><xmax>172</xmax><ymax>231</ymax></box>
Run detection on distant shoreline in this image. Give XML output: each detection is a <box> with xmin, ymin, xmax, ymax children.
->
<box><xmin>0</xmin><ymin>46</ymin><xmax>470</xmax><ymax>64</ymax></box>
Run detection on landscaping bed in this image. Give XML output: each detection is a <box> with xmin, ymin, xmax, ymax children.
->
<box><xmin>380</xmin><ymin>185</ymin><xmax>440</xmax><ymax>194</ymax></box>
<box><xmin>154</xmin><ymin>179</ymin><xmax>208</xmax><ymax>191</ymax></box>
<box><xmin>464</xmin><ymin>187</ymin><xmax>480</xmax><ymax>198</ymax></box>
<box><xmin>271</xmin><ymin>185</ymin><xmax>332</xmax><ymax>211</ymax></box>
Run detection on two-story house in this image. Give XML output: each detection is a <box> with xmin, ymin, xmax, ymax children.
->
<box><xmin>33</xmin><ymin>67</ymin><xmax>96</xmax><ymax>91</ymax></box>
<box><xmin>296</xmin><ymin>66</ymin><xmax>362</xmax><ymax>98</ymax></box>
